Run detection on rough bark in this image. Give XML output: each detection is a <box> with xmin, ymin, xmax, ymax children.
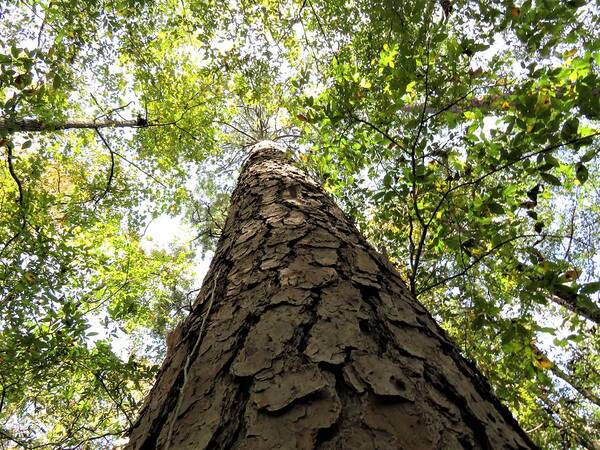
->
<box><xmin>126</xmin><ymin>141</ymin><xmax>536</xmax><ymax>450</ymax></box>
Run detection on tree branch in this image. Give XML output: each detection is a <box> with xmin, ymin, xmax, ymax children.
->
<box><xmin>426</xmin><ymin>132</ymin><xmax>600</xmax><ymax>230</ymax></box>
<box><xmin>94</xmin><ymin>372</ymin><xmax>134</xmax><ymax>427</ymax></box>
<box><xmin>409</xmin><ymin>36</ymin><xmax>431</xmax><ymax>292</ymax></box>
<box><xmin>4</xmin><ymin>143</ymin><xmax>24</xmax><ymax>206</ymax></box>
<box><xmin>424</xmin><ymin>87</ymin><xmax>477</xmax><ymax>123</ymax></box>
<box><xmin>417</xmin><ymin>234</ymin><xmax>530</xmax><ymax>295</ymax></box>
<box><xmin>0</xmin><ymin>117</ymin><xmax>150</xmax><ymax>133</ymax></box>
<box><xmin>550</xmin><ymin>289</ymin><xmax>600</xmax><ymax>324</ymax></box>
<box><xmin>550</xmin><ymin>363</ymin><xmax>600</xmax><ymax>408</ymax></box>
<box><xmin>94</xmin><ymin>129</ymin><xmax>115</xmax><ymax>204</ymax></box>
<box><xmin>111</xmin><ymin>149</ymin><xmax>166</xmax><ymax>188</ymax></box>
<box><xmin>351</xmin><ymin>115</ymin><xmax>405</xmax><ymax>151</ymax></box>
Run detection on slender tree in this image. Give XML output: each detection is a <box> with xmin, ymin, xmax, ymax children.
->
<box><xmin>127</xmin><ymin>141</ymin><xmax>536</xmax><ymax>449</ymax></box>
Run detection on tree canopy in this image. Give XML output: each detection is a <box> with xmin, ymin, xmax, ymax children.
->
<box><xmin>0</xmin><ymin>0</ymin><xmax>598</xmax><ymax>448</ymax></box>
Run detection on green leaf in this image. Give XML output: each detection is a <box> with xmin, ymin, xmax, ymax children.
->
<box><xmin>540</xmin><ymin>172</ymin><xmax>561</xmax><ymax>186</ymax></box>
<box><xmin>544</xmin><ymin>154</ymin><xmax>560</xmax><ymax>168</ymax></box>
<box><xmin>575</xmin><ymin>162</ymin><xmax>588</xmax><ymax>184</ymax></box>
<box><xmin>383</xmin><ymin>173</ymin><xmax>392</xmax><ymax>187</ymax></box>
<box><xmin>488</xmin><ymin>201</ymin><xmax>505</xmax><ymax>214</ymax></box>
<box><xmin>581</xmin><ymin>148</ymin><xmax>596</xmax><ymax>162</ymax></box>
<box><xmin>580</xmin><ymin>282</ymin><xmax>600</xmax><ymax>294</ymax></box>
<box><xmin>560</xmin><ymin>118</ymin><xmax>579</xmax><ymax>141</ymax></box>
<box><xmin>535</xmin><ymin>326</ymin><xmax>556</xmax><ymax>334</ymax></box>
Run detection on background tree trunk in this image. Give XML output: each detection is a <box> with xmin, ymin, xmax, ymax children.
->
<box><xmin>126</xmin><ymin>141</ymin><xmax>536</xmax><ymax>450</ymax></box>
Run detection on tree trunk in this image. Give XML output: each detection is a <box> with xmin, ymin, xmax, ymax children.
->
<box><xmin>126</xmin><ymin>141</ymin><xmax>536</xmax><ymax>450</ymax></box>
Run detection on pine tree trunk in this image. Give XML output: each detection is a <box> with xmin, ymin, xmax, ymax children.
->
<box><xmin>126</xmin><ymin>141</ymin><xmax>536</xmax><ymax>450</ymax></box>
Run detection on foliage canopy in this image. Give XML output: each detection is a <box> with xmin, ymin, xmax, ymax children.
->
<box><xmin>0</xmin><ymin>0</ymin><xmax>599</xmax><ymax>448</ymax></box>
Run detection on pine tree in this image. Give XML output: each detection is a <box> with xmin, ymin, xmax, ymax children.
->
<box><xmin>126</xmin><ymin>141</ymin><xmax>536</xmax><ymax>449</ymax></box>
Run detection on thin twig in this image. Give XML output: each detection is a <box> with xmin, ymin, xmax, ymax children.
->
<box><xmin>409</xmin><ymin>36</ymin><xmax>431</xmax><ymax>160</ymax></box>
<box><xmin>409</xmin><ymin>36</ymin><xmax>432</xmax><ymax>291</ymax></box>
<box><xmin>417</xmin><ymin>234</ymin><xmax>532</xmax><ymax>295</ymax></box>
<box><xmin>94</xmin><ymin>372</ymin><xmax>134</xmax><ymax>427</ymax></box>
<box><xmin>425</xmin><ymin>132</ymin><xmax>600</xmax><ymax>231</ymax></box>
<box><xmin>110</xmin><ymin>149</ymin><xmax>166</xmax><ymax>188</ymax></box>
<box><xmin>0</xmin><ymin>383</ymin><xmax>6</xmax><ymax>414</ymax></box>
<box><xmin>164</xmin><ymin>269</ymin><xmax>222</xmax><ymax>450</ymax></box>
<box><xmin>94</xmin><ymin>101</ymin><xmax>133</xmax><ymax>121</ymax></box>
<box><xmin>424</xmin><ymin>87</ymin><xmax>477</xmax><ymax>123</ymax></box>
<box><xmin>0</xmin><ymin>220</ymin><xmax>26</xmax><ymax>258</ymax></box>
<box><xmin>550</xmin><ymin>362</ymin><xmax>600</xmax><ymax>407</ymax></box>
<box><xmin>5</xmin><ymin>144</ymin><xmax>24</xmax><ymax>206</ymax></box>
<box><xmin>215</xmin><ymin>120</ymin><xmax>256</xmax><ymax>142</ymax></box>
<box><xmin>94</xmin><ymin>129</ymin><xmax>115</xmax><ymax>204</ymax></box>
<box><xmin>525</xmin><ymin>423</ymin><xmax>544</xmax><ymax>434</ymax></box>
<box><xmin>564</xmin><ymin>204</ymin><xmax>577</xmax><ymax>260</ymax></box>
<box><xmin>351</xmin><ymin>115</ymin><xmax>405</xmax><ymax>151</ymax></box>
